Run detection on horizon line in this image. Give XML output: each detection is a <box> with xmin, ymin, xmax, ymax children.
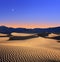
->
<box><xmin>0</xmin><ymin>25</ymin><xmax>60</xmax><ymax>29</ymax></box>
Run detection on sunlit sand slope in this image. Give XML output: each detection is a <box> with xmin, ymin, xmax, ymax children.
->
<box><xmin>0</xmin><ymin>33</ymin><xmax>8</xmax><ymax>36</ymax></box>
<box><xmin>0</xmin><ymin>37</ymin><xmax>9</xmax><ymax>41</ymax></box>
<box><xmin>0</xmin><ymin>45</ymin><xmax>60</xmax><ymax>62</ymax></box>
<box><xmin>48</xmin><ymin>33</ymin><xmax>59</xmax><ymax>37</ymax></box>
<box><xmin>11</xmin><ymin>32</ymin><xmax>35</xmax><ymax>36</ymax></box>
<box><xmin>0</xmin><ymin>33</ymin><xmax>9</xmax><ymax>41</ymax></box>
<box><xmin>0</xmin><ymin>37</ymin><xmax>60</xmax><ymax>49</ymax></box>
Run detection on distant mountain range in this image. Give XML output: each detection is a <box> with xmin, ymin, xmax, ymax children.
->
<box><xmin>0</xmin><ymin>26</ymin><xmax>60</xmax><ymax>34</ymax></box>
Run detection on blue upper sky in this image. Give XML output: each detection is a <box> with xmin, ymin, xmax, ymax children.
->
<box><xmin>0</xmin><ymin>0</ymin><xmax>60</xmax><ymax>28</ymax></box>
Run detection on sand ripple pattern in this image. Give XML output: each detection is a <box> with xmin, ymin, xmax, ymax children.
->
<box><xmin>0</xmin><ymin>45</ymin><xmax>60</xmax><ymax>62</ymax></box>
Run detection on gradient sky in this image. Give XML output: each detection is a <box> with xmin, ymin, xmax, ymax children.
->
<box><xmin>0</xmin><ymin>0</ymin><xmax>60</xmax><ymax>28</ymax></box>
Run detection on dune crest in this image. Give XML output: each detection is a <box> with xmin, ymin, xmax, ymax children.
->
<box><xmin>11</xmin><ymin>32</ymin><xmax>35</xmax><ymax>36</ymax></box>
<box><xmin>48</xmin><ymin>33</ymin><xmax>59</xmax><ymax>37</ymax></box>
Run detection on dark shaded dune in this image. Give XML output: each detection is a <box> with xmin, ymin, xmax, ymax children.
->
<box><xmin>9</xmin><ymin>33</ymin><xmax>49</xmax><ymax>41</ymax></box>
<box><xmin>57</xmin><ymin>41</ymin><xmax>60</xmax><ymax>43</ymax></box>
<box><xmin>51</xmin><ymin>36</ymin><xmax>60</xmax><ymax>40</ymax></box>
<box><xmin>0</xmin><ymin>45</ymin><xmax>60</xmax><ymax>62</ymax></box>
<box><xmin>9</xmin><ymin>35</ymin><xmax>38</xmax><ymax>40</ymax></box>
<box><xmin>46</xmin><ymin>36</ymin><xmax>60</xmax><ymax>43</ymax></box>
<box><xmin>37</xmin><ymin>32</ymin><xmax>49</xmax><ymax>37</ymax></box>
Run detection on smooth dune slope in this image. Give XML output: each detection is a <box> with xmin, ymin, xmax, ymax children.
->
<box><xmin>0</xmin><ymin>37</ymin><xmax>9</xmax><ymax>41</ymax></box>
<box><xmin>0</xmin><ymin>33</ymin><xmax>8</xmax><ymax>36</ymax></box>
<box><xmin>11</xmin><ymin>32</ymin><xmax>35</xmax><ymax>36</ymax></box>
<box><xmin>0</xmin><ymin>37</ymin><xmax>60</xmax><ymax>49</ymax></box>
<box><xmin>0</xmin><ymin>33</ymin><xmax>9</xmax><ymax>41</ymax></box>
<box><xmin>48</xmin><ymin>33</ymin><xmax>59</xmax><ymax>37</ymax></box>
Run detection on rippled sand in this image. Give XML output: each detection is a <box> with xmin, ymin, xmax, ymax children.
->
<box><xmin>0</xmin><ymin>33</ymin><xmax>60</xmax><ymax>62</ymax></box>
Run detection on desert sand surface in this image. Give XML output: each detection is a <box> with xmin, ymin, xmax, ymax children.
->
<box><xmin>0</xmin><ymin>33</ymin><xmax>8</xmax><ymax>36</ymax></box>
<box><xmin>11</xmin><ymin>32</ymin><xmax>36</xmax><ymax>36</ymax></box>
<box><xmin>0</xmin><ymin>37</ymin><xmax>9</xmax><ymax>42</ymax></box>
<box><xmin>0</xmin><ymin>33</ymin><xmax>60</xmax><ymax>62</ymax></box>
<box><xmin>48</xmin><ymin>33</ymin><xmax>59</xmax><ymax>37</ymax></box>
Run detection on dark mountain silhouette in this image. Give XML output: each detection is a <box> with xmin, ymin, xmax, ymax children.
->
<box><xmin>0</xmin><ymin>26</ymin><xmax>60</xmax><ymax>35</ymax></box>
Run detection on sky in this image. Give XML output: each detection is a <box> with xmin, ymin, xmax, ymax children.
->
<box><xmin>0</xmin><ymin>0</ymin><xmax>60</xmax><ymax>28</ymax></box>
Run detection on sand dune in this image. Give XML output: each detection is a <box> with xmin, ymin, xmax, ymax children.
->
<box><xmin>11</xmin><ymin>32</ymin><xmax>35</xmax><ymax>36</ymax></box>
<box><xmin>0</xmin><ymin>37</ymin><xmax>59</xmax><ymax>48</ymax></box>
<box><xmin>0</xmin><ymin>45</ymin><xmax>60</xmax><ymax>62</ymax></box>
<box><xmin>0</xmin><ymin>33</ymin><xmax>8</xmax><ymax>37</ymax></box>
<box><xmin>0</xmin><ymin>33</ymin><xmax>9</xmax><ymax>41</ymax></box>
<box><xmin>0</xmin><ymin>33</ymin><xmax>60</xmax><ymax>62</ymax></box>
<box><xmin>48</xmin><ymin>33</ymin><xmax>59</xmax><ymax>37</ymax></box>
<box><xmin>0</xmin><ymin>37</ymin><xmax>9</xmax><ymax>41</ymax></box>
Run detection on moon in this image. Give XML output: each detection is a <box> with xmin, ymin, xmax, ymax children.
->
<box><xmin>11</xmin><ymin>9</ymin><xmax>15</xmax><ymax>12</ymax></box>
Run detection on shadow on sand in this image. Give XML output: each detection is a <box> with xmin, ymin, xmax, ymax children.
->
<box><xmin>47</xmin><ymin>36</ymin><xmax>60</xmax><ymax>43</ymax></box>
<box><xmin>9</xmin><ymin>33</ymin><xmax>50</xmax><ymax>41</ymax></box>
<box><xmin>9</xmin><ymin>35</ymin><xmax>38</xmax><ymax>40</ymax></box>
<box><xmin>0</xmin><ymin>33</ymin><xmax>60</xmax><ymax>43</ymax></box>
<box><xmin>9</xmin><ymin>33</ymin><xmax>60</xmax><ymax>43</ymax></box>
<box><xmin>49</xmin><ymin>36</ymin><xmax>60</xmax><ymax>40</ymax></box>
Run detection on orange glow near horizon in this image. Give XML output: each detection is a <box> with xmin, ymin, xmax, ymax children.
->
<box><xmin>0</xmin><ymin>23</ymin><xmax>60</xmax><ymax>28</ymax></box>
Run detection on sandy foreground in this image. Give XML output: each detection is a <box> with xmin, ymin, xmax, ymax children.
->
<box><xmin>0</xmin><ymin>33</ymin><xmax>60</xmax><ymax>62</ymax></box>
